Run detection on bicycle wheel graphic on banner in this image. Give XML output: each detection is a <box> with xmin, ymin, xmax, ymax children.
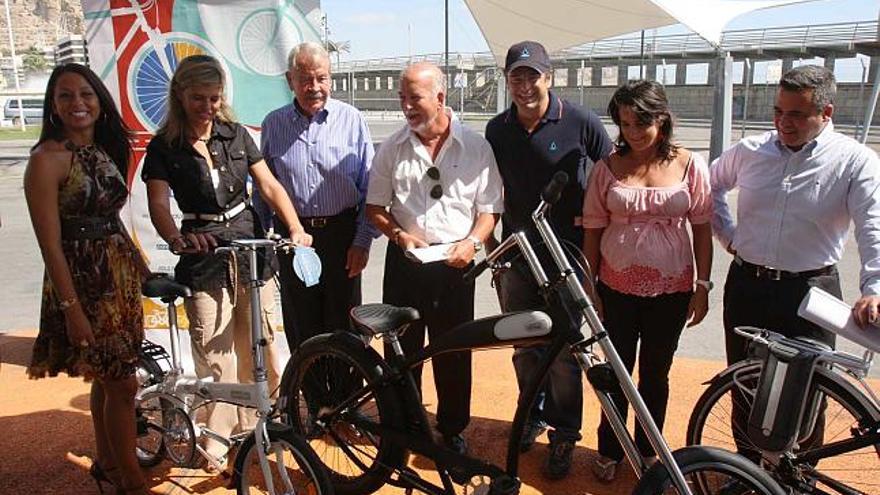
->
<box><xmin>128</xmin><ymin>33</ymin><xmax>232</xmax><ymax>131</ymax></box>
<box><xmin>237</xmin><ymin>8</ymin><xmax>303</xmax><ymax>76</ymax></box>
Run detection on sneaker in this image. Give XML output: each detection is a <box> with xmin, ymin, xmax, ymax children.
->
<box><xmin>443</xmin><ymin>434</ymin><xmax>468</xmax><ymax>455</ymax></box>
<box><xmin>519</xmin><ymin>421</ymin><xmax>548</xmax><ymax>453</ymax></box>
<box><xmin>542</xmin><ymin>439</ymin><xmax>575</xmax><ymax>480</ymax></box>
<box><xmin>591</xmin><ymin>455</ymin><xmax>618</xmax><ymax>482</ymax></box>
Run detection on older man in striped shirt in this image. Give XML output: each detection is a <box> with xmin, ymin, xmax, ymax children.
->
<box><xmin>258</xmin><ymin>41</ymin><xmax>376</xmax><ymax>352</ymax></box>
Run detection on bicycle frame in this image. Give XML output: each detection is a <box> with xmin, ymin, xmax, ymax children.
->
<box><xmin>722</xmin><ymin>328</ymin><xmax>880</xmax><ymax>494</ymax></box>
<box><xmin>137</xmin><ymin>239</ymin><xmax>289</xmax><ymax>491</ymax></box>
<box><xmin>299</xmin><ymin>173</ymin><xmax>695</xmax><ymax>494</ymax></box>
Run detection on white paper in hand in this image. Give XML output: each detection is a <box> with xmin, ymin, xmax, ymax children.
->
<box><xmin>798</xmin><ymin>287</ymin><xmax>880</xmax><ymax>353</ymax></box>
<box><xmin>405</xmin><ymin>243</ymin><xmax>456</xmax><ymax>264</ymax></box>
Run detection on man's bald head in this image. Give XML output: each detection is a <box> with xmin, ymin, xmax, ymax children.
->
<box><xmin>400</xmin><ymin>62</ymin><xmax>446</xmax><ymax>98</ymax></box>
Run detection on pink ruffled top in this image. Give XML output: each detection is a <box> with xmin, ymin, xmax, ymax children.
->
<box><xmin>583</xmin><ymin>154</ymin><xmax>712</xmax><ymax>297</ymax></box>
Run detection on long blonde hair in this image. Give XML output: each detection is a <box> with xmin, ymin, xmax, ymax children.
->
<box><xmin>157</xmin><ymin>54</ymin><xmax>235</xmax><ymax>147</ymax></box>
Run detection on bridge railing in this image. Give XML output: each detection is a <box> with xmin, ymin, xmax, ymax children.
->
<box><xmin>332</xmin><ymin>19</ymin><xmax>879</xmax><ymax>73</ymax></box>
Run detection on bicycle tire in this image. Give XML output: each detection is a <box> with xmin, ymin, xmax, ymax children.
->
<box><xmin>283</xmin><ymin>331</ymin><xmax>406</xmax><ymax>495</ymax></box>
<box><xmin>135</xmin><ymin>353</ymin><xmax>167</xmax><ymax>467</ymax></box>
<box><xmin>686</xmin><ymin>360</ymin><xmax>880</xmax><ymax>494</ymax></box>
<box><xmin>633</xmin><ymin>445</ymin><xmax>786</xmax><ymax>495</ymax></box>
<box><xmin>233</xmin><ymin>423</ymin><xmax>333</xmax><ymax>495</ymax></box>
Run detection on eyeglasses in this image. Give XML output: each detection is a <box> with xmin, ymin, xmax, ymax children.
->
<box><xmin>426</xmin><ymin>166</ymin><xmax>442</xmax><ymax>199</ymax></box>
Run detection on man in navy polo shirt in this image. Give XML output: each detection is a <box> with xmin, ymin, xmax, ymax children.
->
<box><xmin>486</xmin><ymin>40</ymin><xmax>612</xmax><ymax>480</ymax></box>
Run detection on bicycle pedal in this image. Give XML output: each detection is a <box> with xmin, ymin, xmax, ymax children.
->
<box><xmin>586</xmin><ymin>362</ymin><xmax>617</xmax><ymax>392</ymax></box>
<box><xmin>447</xmin><ymin>465</ymin><xmax>471</xmax><ymax>485</ymax></box>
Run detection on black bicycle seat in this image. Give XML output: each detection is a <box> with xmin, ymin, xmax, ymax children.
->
<box><xmin>350</xmin><ymin>303</ymin><xmax>420</xmax><ymax>336</ymax></box>
<box><xmin>142</xmin><ymin>274</ymin><xmax>192</xmax><ymax>301</ymax></box>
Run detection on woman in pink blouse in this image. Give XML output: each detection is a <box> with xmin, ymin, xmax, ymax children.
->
<box><xmin>582</xmin><ymin>80</ymin><xmax>713</xmax><ymax>481</ymax></box>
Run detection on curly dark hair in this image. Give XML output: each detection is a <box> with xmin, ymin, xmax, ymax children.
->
<box><xmin>35</xmin><ymin>63</ymin><xmax>133</xmax><ymax>180</ymax></box>
<box><xmin>607</xmin><ymin>79</ymin><xmax>678</xmax><ymax>161</ymax></box>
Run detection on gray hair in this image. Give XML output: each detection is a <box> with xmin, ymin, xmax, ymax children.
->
<box><xmin>287</xmin><ymin>42</ymin><xmax>330</xmax><ymax>72</ymax></box>
<box><xmin>400</xmin><ymin>62</ymin><xmax>446</xmax><ymax>96</ymax></box>
<box><xmin>779</xmin><ymin>65</ymin><xmax>836</xmax><ymax>112</ymax></box>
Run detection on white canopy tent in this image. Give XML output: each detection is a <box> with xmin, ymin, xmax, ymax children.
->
<box><xmin>462</xmin><ymin>0</ymin><xmax>815</xmax><ymax>158</ymax></box>
<box><xmin>463</xmin><ymin>0</ymin><xmax>811</xmax><ymax>66</ymax></box>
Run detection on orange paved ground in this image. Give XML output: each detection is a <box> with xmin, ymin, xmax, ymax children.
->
<box><xmin>2</xmin><ymin>329</ymin><xmax>872</xmax><ymax>495</ymax></box>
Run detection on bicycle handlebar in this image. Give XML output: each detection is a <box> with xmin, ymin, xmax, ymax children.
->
<box><xmin>733</xmin><ymin>326</ymin><xmax>873</xmax><ymax>376</ymax></box>
<box><xmin>462</xmin><ymin>258</ymin><xmax>489</xmax><ymax>284</ymax></box>
<box><xmin>541</xmin><ymin>171</ymin><xmax>568</xmax><ymax>205</ymax></box>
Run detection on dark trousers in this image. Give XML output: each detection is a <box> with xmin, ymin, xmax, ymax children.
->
<box><xmin>275</xmin><ymin>210</ymin><xmax>362</xmax><ymax>352</ymax></box>
<box><xmin>382</xmin><ymin>243</ymin><xmax>474</xmax><ymax>437</ymax></box>
<box><xmin>497</xmin><ymin>266</ymin><xmax>584</xmax><ymax>442</ymax></box>
<box><xmin>596</xmin><ymin>282</ymin><xmax>691</xmax><ymax>461</ymax></box>
<box><xmin>722</xmin><ymin>259</ymin><xmax>840</xmax><ymax>458</ymax></box>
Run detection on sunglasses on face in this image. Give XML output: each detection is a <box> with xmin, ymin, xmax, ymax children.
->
<box><xmin>426</xmin><ymin>166</ymin><xmax>442</xmax><ymax>199</ymax></box>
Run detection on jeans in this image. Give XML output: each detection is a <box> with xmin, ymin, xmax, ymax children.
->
<box><xmin>498</xmin><ymin>266</ymin><xmax>583</xmax><ymax>442</ymax></box>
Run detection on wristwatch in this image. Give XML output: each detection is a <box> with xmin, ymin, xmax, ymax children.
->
<box><xmin>466</xmin><ymin>235</ymin><xmax>483</xmax><ymax>252</ymax></box>
<box><xmin>695</xmin><ymin>279</ymin><xmax>714</xmax><ymax>292</ymax></box>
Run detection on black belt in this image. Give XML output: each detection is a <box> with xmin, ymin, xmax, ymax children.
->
<box><xmin>734</xmin><ymin>255</ymin><xmax>835</xmax><ymax>281</ymax></box>
<box><xmin>299</xmin><ymin>207</ymin><xmax>357</xmax><ymax>229</ymax></box>
<box><xmin>62</xmin><ymin>216</ymin><xmax>123</xmax><ymax>240</ymax></box>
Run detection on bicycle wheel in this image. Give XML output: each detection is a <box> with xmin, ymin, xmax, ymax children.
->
<box><xmin>135</xmin><ymin>394</ymin><xmax>168</xmax><ymax>467</ymax></box>
<box><xmin>633</xmin><ymin>446</ymin><xmax>785</xmax><ymax>495</ymax></box>
<box><xmin>283</xmin><ymin>331</ymin><xmax>406</xmax><ymax>495</ymax></box>
<box><xmin>135</xmin><ymin>351</ymin><xmax>167</xmax><ymax>467</ymax></box>
<box><xmin>233</xmin><ymin>423</ymin><xmax>333</xmax><ymax>495</ymax></box>
<box><xmin>687</xmin><ymin>361</ymin><xmax>880</xmax><ymax>494</ymax></box>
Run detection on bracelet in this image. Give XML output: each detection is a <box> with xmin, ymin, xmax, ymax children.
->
<box><xmin>391</xmin><ymin>228</ymin><xmax>403</xmax><ymax>246</ymax></box>
<box><xmin>58</xmin><ymin>296</ymin><xmax>79</xmax><ymax>311</ymax></box>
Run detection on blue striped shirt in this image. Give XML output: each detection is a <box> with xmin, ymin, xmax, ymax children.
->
<box><xmin>256</xmin><ymin>98</ymin><xmax>377</xmax><ymax>249</ymax></box>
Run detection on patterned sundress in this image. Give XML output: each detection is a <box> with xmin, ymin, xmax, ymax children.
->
<box><xmin>27</xmin><ymin>143</ymin><xmax>145</xmax><ymax>381</ymax></box>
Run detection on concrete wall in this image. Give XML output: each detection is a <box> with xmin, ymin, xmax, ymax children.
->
<box><xmin>330</xmin><ymin>62</ymin><xmax>880</xmax><ymax>126</ymax></box>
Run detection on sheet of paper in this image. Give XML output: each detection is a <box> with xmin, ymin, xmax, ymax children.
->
<box><xmin>798</xmin><ymin>287</ymin><xmax>880</xmax><ymax>353</ymax></box>
<box><xmin>405</xmin><ymin>243</ymin><xmax>455</xmax><ymax>264</ymax></box>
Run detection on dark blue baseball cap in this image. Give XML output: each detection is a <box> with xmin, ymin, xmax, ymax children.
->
<box><xmin>504</xmin><ymin>40</ymin><xmax>551</xmax><ymax>74</ymax></box>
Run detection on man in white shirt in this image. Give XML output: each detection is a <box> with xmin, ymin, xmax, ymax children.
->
<box><xmin>711</xmin><ymin>64</ymin><xmax>880</xmax><ymax>456</ymax></box>
<box><xmin>366</xmin><ymin>62</ymin><xmax>503</xmax><ymax>454</ymax></box>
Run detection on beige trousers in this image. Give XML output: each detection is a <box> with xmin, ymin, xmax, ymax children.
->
<box><xmin>184</xmin><ymin>282</ymin><xmax>282</xmax><ymax>459</ymax></box>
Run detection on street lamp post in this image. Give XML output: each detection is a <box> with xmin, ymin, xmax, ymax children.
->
<box><xmin>3</xmin><ymin>0</ymin><xmax>25</xmax><ymax>131</ymax></box>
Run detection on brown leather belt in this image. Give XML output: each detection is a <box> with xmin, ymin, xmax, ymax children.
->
<box><xmin>61</xmin><ymin>216</ymin><xmax>123</xmax><ymax>240</ymax></box>
<box><xmin>734</xmin><ymin>255</ymin><xmax>835</xmax><ymax>281</ymax></box>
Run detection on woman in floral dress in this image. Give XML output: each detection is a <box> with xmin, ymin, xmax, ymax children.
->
<box><xmin>25</xmin><ymin>63</ymin><xmax>148</xmax><ymax>495</ymax></box>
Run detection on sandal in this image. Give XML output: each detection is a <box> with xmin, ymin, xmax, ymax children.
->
<box><xmin>203</xmin><ymin>453</ymin><xmax>229</xmax><ymax>477</ymax></box>
<box><xmin>591</xmin><ymin>455</ymin><xmax>619</xmax><ymax>482</ymax></box>
<box><xmin>88</xmin><ymin>461</ymin><xmax>122</xmax><ymax>494</ymax></box>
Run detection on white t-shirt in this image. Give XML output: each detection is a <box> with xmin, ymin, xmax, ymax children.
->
<box><xmin>367</xmin><ymin>110</ymin><xmax>504</xmax><ymax>244</ymax></box>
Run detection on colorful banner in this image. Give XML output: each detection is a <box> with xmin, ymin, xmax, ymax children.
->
<box><xmin>81</xmin><ymin>0</ymin><xmax>322</xmax><ymax>327</ymax></box>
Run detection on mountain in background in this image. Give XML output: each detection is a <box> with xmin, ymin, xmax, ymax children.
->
<box><xmin>0</xmin><ymin>0</ymin><xmax>83</xmax><ymax>53</ymax></box>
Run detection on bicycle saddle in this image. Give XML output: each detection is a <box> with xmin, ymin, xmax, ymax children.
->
<box><xmin>350</xmin><ymin>303</ymin><xmax>420</xmax><ymax>336</ymax></box>
<box><xmin>142</xmin><ymin>274</ymin><xmax>193</xmax><ymax>301</ymax></box>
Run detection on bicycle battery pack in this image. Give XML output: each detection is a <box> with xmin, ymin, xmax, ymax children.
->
<box><xmin>747</xmin><ymin>340</ymin><xmax>823</xmax><ymax>453</ymax></box>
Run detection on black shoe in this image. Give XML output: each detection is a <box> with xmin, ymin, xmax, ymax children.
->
<box><xmin>519</xmin><ymin>421</ymin><xmax>548</xmax><ymax>452</ymax></box>
<box><xmin>542</xmin><ymin>439</ymin><xmax>575</xmax><ymax>480</ymax></box>
<box><xmin>443</xmin><ymin>434</ymin><xmax>468</xmax><ymax>455</ymax></box>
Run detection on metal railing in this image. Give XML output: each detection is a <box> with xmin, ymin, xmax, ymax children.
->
<box><xmin>333</xmin><ymin>19</ymin><xmax>878</xmax><ymax>73</ymax></box>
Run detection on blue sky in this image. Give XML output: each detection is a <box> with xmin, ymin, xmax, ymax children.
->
<box><xmin>320</xmin><ymin>0</ymin><xmax>879</xmax><ymax>61</ymax></box>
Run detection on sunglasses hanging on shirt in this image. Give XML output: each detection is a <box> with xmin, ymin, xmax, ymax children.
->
<box><xmin>426</xmin><ymin>166</ymin><xmax>442</xmax><ymax>199</ymax></box>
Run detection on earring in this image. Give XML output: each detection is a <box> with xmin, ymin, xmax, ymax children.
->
<box><xmin>49</xmin><ymin>113</ymin><xmax>60</xmax><ymax>127</ymax></box>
